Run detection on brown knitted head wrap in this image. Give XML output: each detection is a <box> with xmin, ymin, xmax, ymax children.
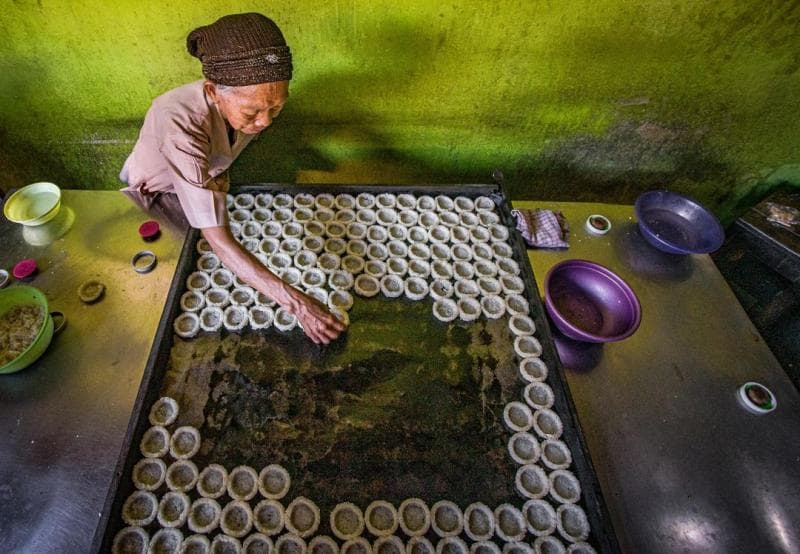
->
<box><xmin>187</xmin><ymin>13</ymin><xmax>293</xmax><ymax>86</ymax></box>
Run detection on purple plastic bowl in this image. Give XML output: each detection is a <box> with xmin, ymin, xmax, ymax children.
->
<box><xmin>544</xmin><ymin>260</ymin><xmax>641</xmax><ymax>343</ymax></box>
<box><xmin>635</xmin><ymin>190</ymin><xmax>724</xmax><ymax>255</ymax></box>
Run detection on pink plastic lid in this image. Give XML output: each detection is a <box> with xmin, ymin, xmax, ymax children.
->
<box><xmin>12</xmin><ymin>258</ymin><xmax>38</xmax><ymax>280</ymax></box>
<box><xmin>138</xmin><ymin>220</ymin><xmax>161</xmax><ymax>240</ymax></box>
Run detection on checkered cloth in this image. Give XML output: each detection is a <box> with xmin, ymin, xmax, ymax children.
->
<box><xmin>511</xmin><ymin>208</ymin><xmax>569</xmax><ymax>248</ymax></box>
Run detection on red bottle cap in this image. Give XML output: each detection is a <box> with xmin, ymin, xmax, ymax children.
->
<box><xmin>138</xmin><ymin>220</ymin><xmax>161</xmax><ymax>241</ymax></box>
<box><xmin>12</xmin><ymin>258</ymin><xmax>38</xmax><ymax>280</ymax></box>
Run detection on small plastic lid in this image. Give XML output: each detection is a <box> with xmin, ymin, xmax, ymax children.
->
<box><xmin>586</xmin><ymin>214</ymin><xmax>611</xmax><ymax>235</ymax></box>
<box><xmin>738</xmin><ymin>382</ymin><xmax>777</xmax><ymax>414</ymax></box>
<box><xmin>13</xmin><ymin>258</ymin><xmax>38</xmax><ymax>280</ymax></box>
<box><xmin>138</xmin><ymin>220</ymin><xmax>161</xmax><ymax>240</ymax></box>
<box><xmin>78</xmin><ymin>279</ymin><xmax>106</xmax><ymax>303</ymax></box>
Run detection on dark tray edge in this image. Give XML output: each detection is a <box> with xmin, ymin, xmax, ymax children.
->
<box><xmin>91</xmin><ymin>225</ymin><xmax>200</xmax><ymax>553</ymax></box>
<box><xmin>92</xmin><ymin>183</ymin><xmax>620</xmax><ymax>553</ymax></box>
<box><xmin>496</xmin><ymin>193</ymin><xmax>621</xmax><ymax>554</ymax></box>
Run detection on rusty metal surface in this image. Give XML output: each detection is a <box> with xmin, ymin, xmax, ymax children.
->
<box><xmin>161</xmin><ymin>298</ymin><xmax>520</xmax><ymax>511</ymax></box>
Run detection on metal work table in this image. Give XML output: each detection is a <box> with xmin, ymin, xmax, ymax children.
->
<box><xmin>514</xmin><ymin>200</ymin><xmax>800</xmax><ymax>553</ymax></box>
<box><xmin>2</xmin><ymin>192</ymin><xmax>798</xmax><ymax>553</ymax></box>
<box><xmin>0</xmin><ymin>190</ymin><xmax>184</xmax><ymax>553</ymax></box>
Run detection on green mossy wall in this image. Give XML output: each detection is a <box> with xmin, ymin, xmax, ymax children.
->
<box><xmin>1</xmin><ymin>1</ymin><xmax>798</xmax><ymax>222</ymax></box>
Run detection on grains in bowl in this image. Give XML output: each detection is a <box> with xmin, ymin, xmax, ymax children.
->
<box><xmin>0</xmin><ymin>304</ymin><xmax>45</xmax><ymax>365</ymax></box>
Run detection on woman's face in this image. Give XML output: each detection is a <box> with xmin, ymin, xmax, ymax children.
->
<box><xmin>205</xmin><ymin>80</ymin><xmax>289</xmax><ymax>135</ymax></box>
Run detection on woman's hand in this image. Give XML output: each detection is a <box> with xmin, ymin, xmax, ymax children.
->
<box><xmin>202</xmin><ymin>225</ymin><xmax>347</xmax><ymax>344</ymax></box>
<box><xmin>287</xmin><ymin>287</ymin><xmax>347</xmax><ymax>345</ymax></box>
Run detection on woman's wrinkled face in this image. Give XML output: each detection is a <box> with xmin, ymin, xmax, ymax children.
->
<box><xmin>204</xmin><ymin>80</ymin><xmax>289</xmax><ymax>135</ymax></box>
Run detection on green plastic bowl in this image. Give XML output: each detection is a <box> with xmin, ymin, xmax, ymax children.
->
<box><xmin>3</xmin><ymin>182</ymin><xmax>62</xmax><ymax>226</ymax></box>
<box><xmin>0</xmin><ymin>286</ymin><xmax>62</xmax><ymax>374</ymax></box>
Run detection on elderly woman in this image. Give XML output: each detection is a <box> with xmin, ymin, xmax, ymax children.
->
<box><xmin>120</xmin><ymin>13</ymin><xmax>344</xmax><ymax>344</ymax></box>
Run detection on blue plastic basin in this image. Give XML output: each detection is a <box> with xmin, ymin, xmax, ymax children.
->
<box><xmin>635</xmin><ymin>190</ymin><xmax>724</xmax><ymax>255</ymax></box>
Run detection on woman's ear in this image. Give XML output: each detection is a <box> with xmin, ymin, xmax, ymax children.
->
<box><xmin>203</xmin><ymin>81</ymin><xmax>220</xmax><ymax>104</ymax></box>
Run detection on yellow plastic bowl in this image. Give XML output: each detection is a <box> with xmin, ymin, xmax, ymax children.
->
<box><xmin>3</xmin><ymin>182</ymin><xmax>62</xmax><ymax>226</ymax></box>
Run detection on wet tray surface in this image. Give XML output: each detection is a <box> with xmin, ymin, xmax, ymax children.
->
<box><xmin>95</xmin><ymin>184</ymin><xmax>618</xmax><ymax>554</ymax></box>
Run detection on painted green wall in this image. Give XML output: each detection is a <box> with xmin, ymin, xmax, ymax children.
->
<box><xmin>1</xmin><ymin>1</ymin><xmax>798</xmax><ymax>222</ymax></box>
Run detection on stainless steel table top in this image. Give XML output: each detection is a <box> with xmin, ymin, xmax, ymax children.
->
<box><xmin>2</xmin><ymin>192</ymin><xmax>798</xmax><ymax>553</ymax></box>
<box><xmin>515</xmin><ymin>200</ymin><xmax>800</xmax><ymax>554</ymax></box>
<box><xmin>0</xmin><ymin>191</ymin><xmax>183</xmax><ymax>553</ymax></box>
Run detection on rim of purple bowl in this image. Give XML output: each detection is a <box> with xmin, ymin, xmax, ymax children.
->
<box><xmin>544</xmin><ymin>259</ymin><xmax>642</xmax><ymax>343</ymax></box>
<box><xmin>634</xmin><ymin>190</ymin><xmax>724</xmax><ymax>255</ymax></box>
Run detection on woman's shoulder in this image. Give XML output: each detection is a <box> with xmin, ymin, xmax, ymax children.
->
<box><xmin>149</xmin><ymin>81</ymin><xmax>213</xmax><ymax>132</ymax></box>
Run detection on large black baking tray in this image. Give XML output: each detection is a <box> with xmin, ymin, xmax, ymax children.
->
<box><xmin>92</xmin><ymin>183</ymin><xmax>619</xmax><ymax>553</ymax></box>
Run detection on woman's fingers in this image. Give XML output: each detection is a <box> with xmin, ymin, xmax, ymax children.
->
<box><xmin>293</xmin><ymin>296</ymin><xmax>347</xmax><ymax>345</ymax></box>
<box><xmin>318</xmin><ymin>323</ymin><xmax>341</xmax><ymax>342</ymax></box>
<box><xmin>328</xmin><ymin>314</ymin><xmax>347</xmax><ymax>332</ymax></box>
<box><xmin>310</xmin><ymin>321</ymin><xmax>338</xmax><ymax>345</ymax></box>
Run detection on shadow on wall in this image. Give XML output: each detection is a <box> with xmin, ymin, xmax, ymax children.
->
<box><xmin>1</xmin><ymin>111</ymin><xmax>741</xmax><ymax>219</ymax></box>
<box><xmin>0</xmin><ymin>127</ymin><xmax>142</xmax><ymax>194</ymax></box>
<box><xmin>522</xmin><ymin>121</ymin><xmax>734</xmax><ymax>206</ymax></box>
<box><xmin>0</xmin><ymin>56</ymin><xmax>77</xmax><ymax>195</ymax></box>
<box><xmin>236</xmin><ymin>106</ymin><xmax>741</xmax><ymax>222</ymax></box>
<box><xmin>0</xmin><ymin>15</ymin><xmax>781</xmax><ymax>225</ymax></box>
<box><xmin>228</xmin><ymin>15</ymin><xmax>746</xmax><ymax>218</ymax></box>
<box><xmin>231</xmin><ymin>16</ymin><xmax>444</xmax><ymax>185</ymax></box>
<box><xmin>0</xmin><ymin>129</ymin><xmax>77</xmax><ymax>194</ymax></box>
<box><xmin>0</xmin><ymin>51</ymin><xmax>141</xmax><ymax>194</ymax></box>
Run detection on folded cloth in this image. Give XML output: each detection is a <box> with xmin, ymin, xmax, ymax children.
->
<box><xmin>511</xmin><ymin>208</ymin><xmax>569</xmax><ymax>248</ymax></box>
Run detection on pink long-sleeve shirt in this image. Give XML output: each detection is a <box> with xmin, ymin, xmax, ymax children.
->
<box><xmin>120</xmin><ymin>80</ymin><xmax>257</xmax><ymax>228</ymax></box>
